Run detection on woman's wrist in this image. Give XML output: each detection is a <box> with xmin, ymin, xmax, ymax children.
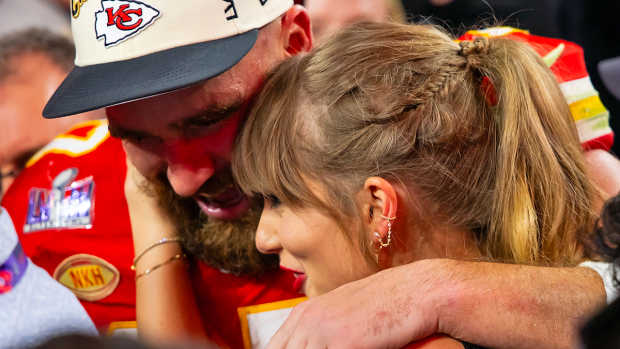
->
<box><xmin>133</xmin><ymin>237</ymin><xmax>184</xmax><ymax>274</ymax></box>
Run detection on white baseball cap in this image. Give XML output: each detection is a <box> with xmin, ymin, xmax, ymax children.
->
<box><xmin>43</xmin><ymin>0</ymin><xmax>293</xmax><ymax>118</ymax></box>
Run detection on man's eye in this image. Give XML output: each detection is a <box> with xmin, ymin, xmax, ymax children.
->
<box><xmin>265</xmin><ymin>194</ymin><xmax>282</xmax><ymax>208</ymax></box>
<box><xmin>127</xmin><ymin>134</ymin><xmax>162</xmax><ymax>146</ymax></box>
<box><xmin>184</xmin><ymin>115</ymin><xmax>231</xmax><ymax>137</ymax></box>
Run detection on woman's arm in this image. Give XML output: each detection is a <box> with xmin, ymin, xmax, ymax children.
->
<box><xmin>267</xmin><ymin>259</ymin><xmax>605</xmax><ymax>349</ymax></box>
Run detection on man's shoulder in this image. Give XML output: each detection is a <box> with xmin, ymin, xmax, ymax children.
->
<box><xmin>23</xmin><ymin>119</ymin><xmax>123</xmax><ymax>170</ymax></box>
<box><xmin>2</xmin><ymin>119</ymin><xmax>128</xmax><ymax>240</ymax></box>
<box><xmin>0</xmin><ymin>119</ymin><xmax>135</xmax><ymax>329</ymax></box>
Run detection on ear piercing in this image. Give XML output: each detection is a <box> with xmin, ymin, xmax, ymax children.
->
<box><xmin>374</xmin><ymin>215</ymin><xmax>395</xmax><ymax>249</ymax></box>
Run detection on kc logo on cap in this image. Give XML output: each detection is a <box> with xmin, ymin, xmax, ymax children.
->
<box><xmin>95</xmin><ymin>0</ymin><xmax>160</xmax><ymax>47</ymax></box>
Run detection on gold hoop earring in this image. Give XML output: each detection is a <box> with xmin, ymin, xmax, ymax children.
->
<box><xmin>375</xmin><ymin>215</ymin><xmax>395</xmax><ymax>249</ymax></box>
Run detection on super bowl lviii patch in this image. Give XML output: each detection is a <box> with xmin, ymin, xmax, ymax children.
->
<box><xmin>24</xmin><ymin>168</ymin><xmax>95</xmax><ymax>233</ymax></box>
<box><xmin>53</xmin><ymin>254</ymin><xmax>120</xmax><ymax>302</ymax></box>
<box><xmin>95</xmin><ymin>0</ymin><xmax>160</xmax><ymax>47</ymax></box>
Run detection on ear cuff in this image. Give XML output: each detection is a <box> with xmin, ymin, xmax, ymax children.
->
<box><xmin>374</xmin><ymin>215</ymin><xmax>395</xmax><ymax>249</ymax></box>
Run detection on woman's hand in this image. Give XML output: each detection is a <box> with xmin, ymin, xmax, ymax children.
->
<box><xmin>124</xmin><ymin>159</ymin><xmax>216</xmax><ymax>347</ymax></box>
<box><xmin>124</xmin><ymin>158</ymin><xmax>176</xmax><ymax>250</ymax></box>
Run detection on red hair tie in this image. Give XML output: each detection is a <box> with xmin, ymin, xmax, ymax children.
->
<box><xmin>480</xmin><ymin>76</ymin><xmax>498</xmax><ymax>106</ymax></box>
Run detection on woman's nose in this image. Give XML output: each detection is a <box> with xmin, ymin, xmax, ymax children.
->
<box><xmin>255</xmin><ymin>209</ymin><xmax>282</xmax><ymax>254</ymax></box>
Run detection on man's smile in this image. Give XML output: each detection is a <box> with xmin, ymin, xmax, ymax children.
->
<box><xmin>194</xmin><ymin>186</ymin><xmax>250</xmax><ymax>220</ymax></box>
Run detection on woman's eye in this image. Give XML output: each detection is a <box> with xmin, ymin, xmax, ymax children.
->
<box><xmin>265</xmin><ymin>194</ymin><xmax>282</xmax><ymax>208</ymax></box>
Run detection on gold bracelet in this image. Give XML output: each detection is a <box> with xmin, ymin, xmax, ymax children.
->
<box><xmin>135</xmin><ymin>253</ymin><xmax>187</xmax><ymax>280</ymax></box>
<box><xmin>131</xmin><ymin>237</ymin><xmax>182</xmax><ymax>271</ymax></box>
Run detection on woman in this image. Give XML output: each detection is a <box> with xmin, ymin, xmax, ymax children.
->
<box><xmin>232</xmin><ymin>21</ymin><xmax>597</xmax><ymax>345</ymax></box>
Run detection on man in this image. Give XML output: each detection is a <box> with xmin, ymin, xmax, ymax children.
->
<box><xmin>6</xmin><ymin>1</ymin><xmax>613</xmax><ymax>348</ymax></box>
<box><xmin>0</xmin><ymin>28</ymin><xmax>100</xmax><ymax>197</ymax></box>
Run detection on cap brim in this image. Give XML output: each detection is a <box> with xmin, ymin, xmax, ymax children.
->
<box><xmin>599</xmin><ymin>57</ymin><xmax>620</xmax><ymax>101</ymax></box>
<box><xmin>43</xmin><ymin>30</ymin><xmax>258</xmax><ymax>118</ymax></box>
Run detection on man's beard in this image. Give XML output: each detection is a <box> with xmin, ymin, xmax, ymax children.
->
<box><xmin>144</xmin><ymin>172</ymin><xmax>278</xmax><ymax>276</ymax></box>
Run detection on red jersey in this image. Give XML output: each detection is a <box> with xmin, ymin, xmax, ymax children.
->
<box><xmin>1</xmin><ymin>120</ymin><xmax>304</xmax><ymax>349</ymax></box>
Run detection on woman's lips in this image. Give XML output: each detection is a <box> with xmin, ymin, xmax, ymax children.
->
<box><xmin>194</xmin><ymin>187</ymin><xmax>249</xmax><ymax>220</ymax></box>
<box><xmin>280</xmin><ymin>266</ymin><xmax>307</xmax><ymax>294</ymax></box>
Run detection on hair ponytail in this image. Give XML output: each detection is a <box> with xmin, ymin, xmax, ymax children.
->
<box><xmin>469</xmin><ymin>37</ymin><xmax>595</xmax><ymax>264</ymax></box>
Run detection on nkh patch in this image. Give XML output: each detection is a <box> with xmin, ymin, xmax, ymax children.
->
<box><xmin>53</xmin><ymin>254</ymin><xmax>120</xmax><ymax>302</ymax></box>
<box><xmin>24</xmin><ymin>168</ymin><xmax>95</xmax><ymax>233</ymax></box>
<box><xmin>95</xmin><ymin>0</ymin><xmax>160</xmax><ymax>47</ymax></box>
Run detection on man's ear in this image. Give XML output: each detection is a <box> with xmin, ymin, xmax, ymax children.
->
<box><xmin>280</xmin><ymin>5</ymin><xmax>313</xmax><ymax>56</ymax></box>
<box><xmin>359</xmin><ymin>177</ymin><xmax>398</xmax><ymax>244</ymax></box>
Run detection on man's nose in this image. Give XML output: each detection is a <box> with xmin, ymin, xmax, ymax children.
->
<box><xmin>165</xmin><ymin>141</ymin><xmax>215</xmax><ymax>197</ymax></box>
<box><xmin>255</xmin><ymin>210</ymin><xmax>282</xmax><ymax>255</ymax></box>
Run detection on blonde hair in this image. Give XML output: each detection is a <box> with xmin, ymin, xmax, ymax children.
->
<box><xmin>234</xmin><ymin>22</ymin><xmax>597</xmax><ymax>266</ymax></box>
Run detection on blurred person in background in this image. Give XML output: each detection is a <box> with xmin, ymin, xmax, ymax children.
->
<box><xmin>305</xmin><ymin>0</ymin><xmax>405</xmax><ymax>41</ymax></box>
<box><xmin>401</xmin><ymin>0</ymin><xmax>562</xmax><ymax>36</ymax></box>
<box><xmin>0</xmin><ymin>0</ymin><xmax>70</xmax><ymax>37</ymax></box>
<box><xmin>559</xmin><ymin>0</ymin><xmax>620</xmax><ymax>156</ymax></box>
<box><xmin>0</xmin><ymin>29</ymin><xmax>102</xmax><ymax>198</ymax></box>
<box><xmin>0</xmin><ymin>206</ymin><xmax>97</xmax><ymax>349</ymax></box>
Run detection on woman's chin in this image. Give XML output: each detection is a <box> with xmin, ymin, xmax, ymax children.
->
<box><xmin>304</xmin><ymin>281</ymin><xmax>334</xmax><ymax>298</ymax></box>
<box><xmin>303</xmin><ymin>281</ymin><xmax>320</xmax><ymax>298</ymax></box>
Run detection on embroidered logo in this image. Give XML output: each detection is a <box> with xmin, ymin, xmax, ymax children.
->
<box><xmin>72</xmin><ymin>0</ymin><xmax>88</xmax><ymax>18</ymax></box>
<box><xmin>53</xmin><ymin>254</ymin><xmax>120</xmax><ymax>302</ymax></box>
<box><xmin>24</xmin><ymin>168</ymin><xmax>95</xmax><ymax>233</ymax></box>
<box><xmin>95</xmin><ymin>0</ymin><xmax>160</xmax><ymax>47</ymax></box>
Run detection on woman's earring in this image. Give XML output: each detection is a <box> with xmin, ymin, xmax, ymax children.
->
<box><xmin>375</xmin><ymin>215</ymin><xmax>395</xmax><ymax>249</ymax></box>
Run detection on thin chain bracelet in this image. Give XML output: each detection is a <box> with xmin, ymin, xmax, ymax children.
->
<box><xmin>131</xmin><ymin>237</ymin><xmax>182</xmax><ymax>271</ymax></box>
<box><xmin>135</xmin><ymin>253</ymin><xmax>187</xmax><ymax>280</ymax></box>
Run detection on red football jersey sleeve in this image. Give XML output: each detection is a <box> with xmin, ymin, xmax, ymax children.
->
<box><xmin>2</xmin><ymin>120</ymin><xmax>136</xmax><ymax>329</ymax></box>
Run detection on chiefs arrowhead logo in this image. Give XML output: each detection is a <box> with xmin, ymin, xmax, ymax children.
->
<box><xmin>95</xmin><ymin>0</ymin><xmax>160</xmax><ymax>47</ymax></box>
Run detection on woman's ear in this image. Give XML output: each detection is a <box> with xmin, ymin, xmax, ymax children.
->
<box><xmin>359</xmin><ymin>177</ymin><xmax>398</xmax><ymax>254</ymax></box>
<box><xmin>280</xmin><ymin>5</ymin><xmax>313</xmax><ymax>56</ymax></box>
